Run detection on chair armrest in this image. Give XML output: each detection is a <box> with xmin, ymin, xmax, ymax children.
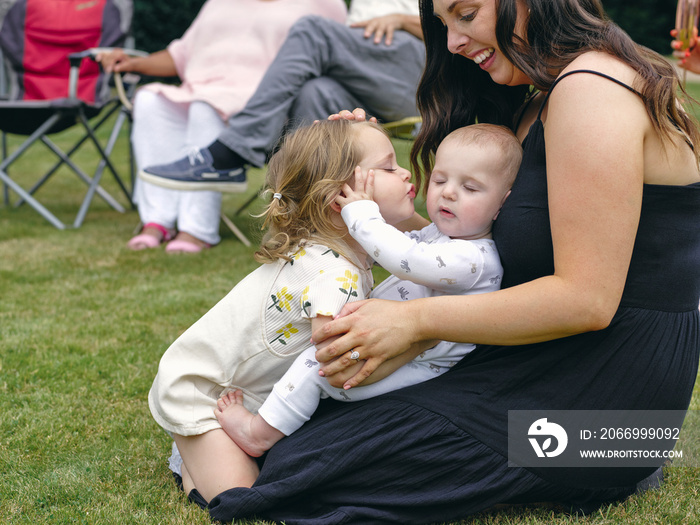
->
<box><xmin>68</xmin><ymin>47</ymin><xmax>149</xmax><ymax>64</ymax></box>
<box><xmin>66</xmin><ymin>48</ymin><xmax>149</xmax><ymax>99</ymax></box>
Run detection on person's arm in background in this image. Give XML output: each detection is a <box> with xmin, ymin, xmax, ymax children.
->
<box><xmin>95</xmin><ymin>48</ymin><xmax>178</xmax><ymax>77</ymax></box>
<box><xmin>351</xmin><ymin>14</ymin><xmax>422</xmax><ymax>45</ymax></box>
<box><xmin>671</xmin><ymin>28</ymin><xmax>700</xmax><ymax>73</ymax></box>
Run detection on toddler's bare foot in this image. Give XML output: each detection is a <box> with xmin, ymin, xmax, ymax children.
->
<box><xmin>214</xmin><ymin>390</ymin><xmax>284</xmax><ymax>457</ymax></box>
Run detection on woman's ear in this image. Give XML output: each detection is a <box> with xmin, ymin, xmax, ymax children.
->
<box><xmin>330</xmin><ymin>200</ymin><xmax>342</xmax><ymax>213</ymax></box>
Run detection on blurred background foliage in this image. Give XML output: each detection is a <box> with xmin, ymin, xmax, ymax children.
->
<box><xmin>603</xmin><ymin>0</ymin><xmax>677</xmax><ymax>55</ymax></box>
<box><xmin>131</xmin><ymin>0</ymin><xmax>207</xmax><ymax>53</ymax></box>
<box><xmin>130</xmin><ymin>0</ymin><xmax>677</xmax><ymax>56</ymax></box>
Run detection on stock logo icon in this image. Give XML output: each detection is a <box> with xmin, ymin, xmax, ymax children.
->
<box><xmin>528</xmin><ymin>418</ymin><xmax>568</xmax><ymax>458</ymax></box>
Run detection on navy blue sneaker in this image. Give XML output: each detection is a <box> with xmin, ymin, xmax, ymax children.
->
<box><xmin>139</xmin><ymin>148</ymin><xmax>247</xmax><ymax>193</ymax></box>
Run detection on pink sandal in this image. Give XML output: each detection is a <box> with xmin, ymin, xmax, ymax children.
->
<box><xmin>165</xmin><ymin>238</ymin><xmax>211</xmax><ymax>254</ymax></box>
<box><xmin>127</xmin><ymin>223</ymin><xmax>172</xmax><ymax>251</ymax></box>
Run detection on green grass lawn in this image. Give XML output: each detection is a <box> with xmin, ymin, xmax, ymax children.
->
<box><xmin>0</xmin><ymin>92</ymin><xmax>699</xmax><ymax>524</ymax></box>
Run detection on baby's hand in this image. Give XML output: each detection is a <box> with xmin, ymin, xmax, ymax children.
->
<box><xmin>335</xmin><ymin>166</ymin><xmax>375</xmax><ymax>209</ymax></box>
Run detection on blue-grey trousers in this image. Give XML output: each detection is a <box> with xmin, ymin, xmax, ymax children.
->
<box><xmin>216</xmin><ymin>15</ymin><xmax>425</xmax><ymax>167</ymax></box>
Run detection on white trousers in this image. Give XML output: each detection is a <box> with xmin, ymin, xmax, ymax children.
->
<box><xmin>131</xmin><ymin>89</ymin><xmax>225</xmax><ymax>245</ymax></box>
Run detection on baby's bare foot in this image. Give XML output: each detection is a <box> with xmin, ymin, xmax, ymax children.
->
<box><xmin>214</xmin><ymin>390</ymin><xmax>284</xmax><ymax>457</ymax></box>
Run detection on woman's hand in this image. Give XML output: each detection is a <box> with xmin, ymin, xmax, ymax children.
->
<box><xmin>95</xmin><ymin>48</ymin><xmax>133</xmax><ymax>74</ymax></box>
<box><xmin>96</xmin><ymin>49</ymin><xmax>177</xmax><ymax>78</ymax></box>
<box><xmin>351</xmin><ymin>14</ymin><xmax>409</xmax><ymax>45</ymax></box>
<box><xmin>335</xmin><ymin>166</ymin><xmax>374</xmax><ymax>209</ymax></box>
<box><xmin>671</xmin><ymin>28</ymin><xmax>700</xmax><ymax>74</ymax></box>
<box><xmin>312</xmin><ymin>299</ymin><xmax>422</xmax><ymax>388</ymax></box>
<box><xmin>328</xmin><ymin>107</ymin><xmax>378</xmax><ymax>123</ymax></box>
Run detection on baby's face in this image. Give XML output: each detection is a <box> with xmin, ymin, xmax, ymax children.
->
<box><xmin>355</xmin><ymin>125</ymin><xmax>416</xmax><ymax>225</ymax></box>
<box><xmin>426</xmin><ymin>139</ymin><xmax>512</xmax><ymax>240</ymax></box>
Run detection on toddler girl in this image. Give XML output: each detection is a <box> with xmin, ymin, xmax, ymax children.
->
<box><xmin>148</xmin><ymin>119</ymin><xmax>417</xmax><ymax>502</ymax></box>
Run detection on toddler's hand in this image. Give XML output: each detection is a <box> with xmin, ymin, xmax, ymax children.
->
<box><xmin>335</xmin><ymin>166</ymin><xmax>375</xmax><ymax>208</ymax></box>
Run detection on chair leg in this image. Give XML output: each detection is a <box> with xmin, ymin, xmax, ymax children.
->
<box><xmin>14</xmin><ymin>104</ymin><xmax>122</xmax><ymax>207</ymax></box>
<box><xmin>234</xmin><ymin>186</ymin><xmax>263</xmax><ymax>216</ymax></box>
<box><xmin>2</xmin><ymin>133</ymin><xmax>7</xmax><ymax>207</ymax></box>
<box><xmin>220</xmin><ymin>213</ymin><xmax>251</xmax><ymax>247</ymax></box>
<box><xmin>73</xmin><ymin>154</ymin><xmax>108</xmax><ymax>228</ymax></box>
<box><xmin>0</xmin><ymin>168</ymin><xmax>66</xmax><ymax>229</ymax></box>
<box><xmin>0</xmin><ymin>114</ymin><xmax>68</xmax><ymax>228</ymax></box>
<box><xmin>74</xmin><ymin>109</ymin><xmax>132</xmax><ymax>227</ymax></box>
<box><xmin>126</xmin><ymin>109</ymin><xmax>137</xmax><ymax>209</ymax></box>
<box><xmin>37</xmin><ymin>135</ymin><xmax>125</xmax><ymax>212</ymax></box>
<box><xmin>78</xmin><ymin>110</ymin><xmax>132</xmax><ymax>201</ymax></box>
<box><xmin>1</xmin><ymin>103</ymin><xmax>134</xmax><ymax>229</ymax></box>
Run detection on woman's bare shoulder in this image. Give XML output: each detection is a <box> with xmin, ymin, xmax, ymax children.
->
<box><xmin>561</xmin><ymin>51</ymin><xmax>639</xmax><ymax>86</ymax></box>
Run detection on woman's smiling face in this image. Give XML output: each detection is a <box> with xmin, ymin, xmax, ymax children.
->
<box><xmin>432</xmin><ymin>0</ymin><xmax>531</xmax><ymax>87</ymax></box>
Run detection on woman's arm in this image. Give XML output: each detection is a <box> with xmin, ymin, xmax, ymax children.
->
<box><xmin>95</xmin><ymin>49</ymin><xmax>178</xmax><ymax>77</ymax></box>
<box><xmin>316</xmin><ymin>60</ymin><xmax>647</xmax><ymax>387</ymax></box>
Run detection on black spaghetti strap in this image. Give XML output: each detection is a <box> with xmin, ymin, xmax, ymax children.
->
<box><xmin>513</xmin><ymin>89</ymin><xmax>540</xmax><ymax>131</ymax></box>
<box><xmin>536</xmin><ymin>69</ymin><xmax>640</xmax><ymax>120</ymax></box>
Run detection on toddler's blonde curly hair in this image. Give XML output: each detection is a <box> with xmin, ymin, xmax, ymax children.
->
<box><xmin>255</xmin><ymin>119</ymin><xmax>387</xmax><ymax>264</ymax></box>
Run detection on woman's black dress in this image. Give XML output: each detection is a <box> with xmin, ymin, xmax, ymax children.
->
<box><xmin>205</xmin><ymin>72</ymin><xmax>700</xmax><ymax>524</ymax></box>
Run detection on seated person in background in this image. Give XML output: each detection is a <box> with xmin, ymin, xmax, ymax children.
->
<box><xmin>97</xmin><ymin>0</ymin><xmax>347</xmax><ymax>252</ymax></box>
<box><xmin>137</xmin><ymin>0</ymin><xmax>424</xmax><ymax>193</ymax></box>
<box><xmin>212</xmin><ymin>124</ymin><xmax>522</xmax><ymax>457</ymax></box>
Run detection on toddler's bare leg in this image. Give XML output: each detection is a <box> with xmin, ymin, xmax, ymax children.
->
<box><xmin>173</xmin><ymin>428</ymin><xmax>259</xmax><ymax>503</ymax></box>
<box><xmin>214</xmin><ymin>390</ymin><xmax>285</xmax><ymax>457</ymax></box>
<box><xmin>180</xmin><ymin>462</ymin><xmax>195</xmax><ymax>495</ymax></box>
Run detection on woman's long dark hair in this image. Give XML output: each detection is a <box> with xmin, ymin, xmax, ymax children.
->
<box><xmin>411</xmin><ymin>0</ymin><xmax>700</xmax><ymax>191</ymax></box>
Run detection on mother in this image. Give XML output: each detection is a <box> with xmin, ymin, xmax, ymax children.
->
<box><xmin>205</xmin><ymin>0</ymin><xmax>700</xmax><ymax>523</ymax></box>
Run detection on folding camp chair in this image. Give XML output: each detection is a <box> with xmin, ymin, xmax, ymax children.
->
<box><xmin>0</xmin><ymin>0</ymin><xmax>140</xmax><ymax>229</ymax></box>
<box><xmin>382</xmin><ymin>115</ymin><xmax>422</xmax><ymax>140</ymax></box>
